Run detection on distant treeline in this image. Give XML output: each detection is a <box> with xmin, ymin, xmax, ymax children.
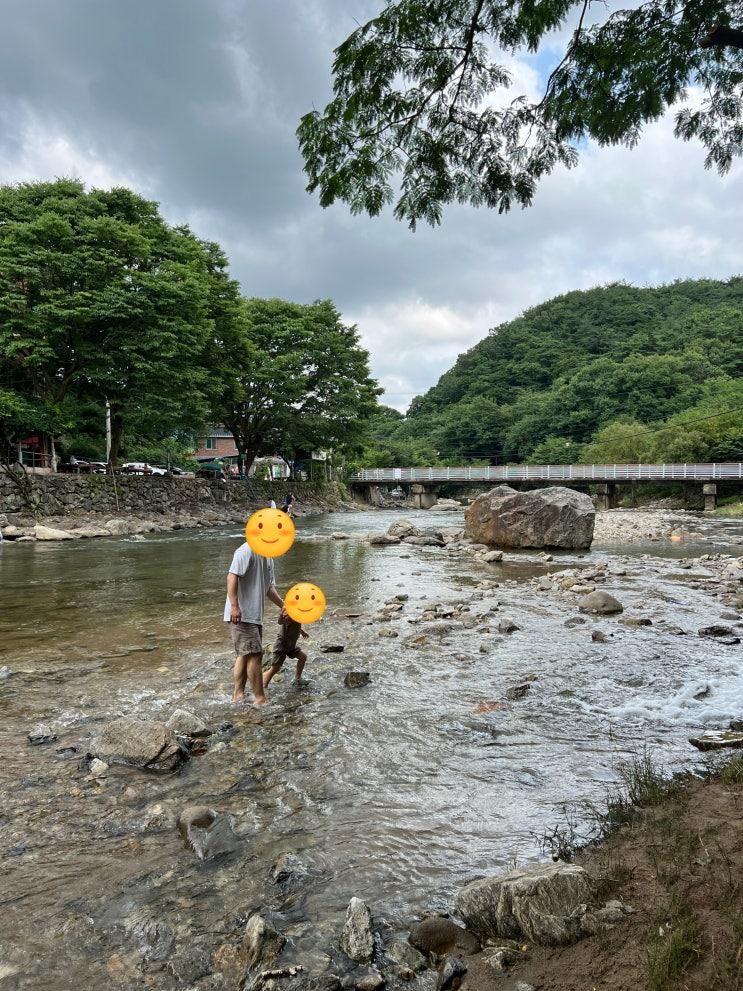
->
<box><xmin>358</xmin><ymin>279</ymin><xmax>743</xmax><ymax>468</ymax></box>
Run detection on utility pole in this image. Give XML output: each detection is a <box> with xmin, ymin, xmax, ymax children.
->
<box><xmin>105</xmin><ymin>400</ymin><xmax>112</xmax><ymax>467</ymax></box>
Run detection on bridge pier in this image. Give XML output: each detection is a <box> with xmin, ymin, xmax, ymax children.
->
<box><xmin>368</xmin><ymin>485</ymin><xmax>384</xmax><ymax>507</ymax></box>
<box><xmin>410</xmin><ymin>483</ymin><xmax>437</xmax><ymax>510</ymax></box>
<box><xmin>703</xmin><ymin>483</ymin><xmax>717</xmax><ymax>512</ymax></box>
<box><xmin>595</xmin><ymin>483</ymin><xmax>617</xmax><ymax>511</ymax></box>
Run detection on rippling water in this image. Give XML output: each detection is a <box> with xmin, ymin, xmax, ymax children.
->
<box><xmin>0</xmin><ymin>509</ymin><xmax>741</xmax><ymax>989</ymax></box>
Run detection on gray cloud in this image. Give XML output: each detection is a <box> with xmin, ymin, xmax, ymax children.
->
<box><xmin>0</xmin><ymin>1</ymin><xmax>740</xmax><ymax>409</ymax></box>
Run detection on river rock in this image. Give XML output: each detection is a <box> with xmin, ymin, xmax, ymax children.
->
<box><xmin>409</xmin><ymin>917</ymin><xmax>480</xmax><ymax>957</ymax></box>
<box><xmin>272</xmin><ymin>852</ymin><xmax>308</xmax><ymax>886</ymax></box>
<box><xmin>89</xmin><ymin>758</ymin><xmax>109</xmax><ymax>777</ymax></box>
<box><xmin>389</xmin><ymin>941</ymin><xmax>427</xmax><ymax>972</ymax></box>
<box><xmin>505</xmin><ymin>683</ymin><xmax>531</xmax><ymax>700</ymax></box>
<box><xmin>498</xmin><ymin>618</ymin><xmax>520</xmax><ymax>634</ymax></box>
<box><xmin>91</xmin><ymin>716</ymin><xmax>187</xmax><ymax>772</ymax></box>
<box><xmin>28</xmin><ymin>723</ymin><xmax>57</xmax><ymax>745</ymax></box>
<box><xmin>332</xmin><ymin>532</ymin><xmax>350</xmax><ymax>540</ymax></box>
<box><xmin>698</xmin><ymin>624</ymin><xmax>736</xmax><ymax>639</ymax></box>
<box><xmin>321</xmin><ymin>644</ymin><xmax>345</xmax><ymax>653</ymax></box>
<box><xmin>356</xmin><ymin>972</ymin><xmax>384</xmax><ymax>991</ymax></box>
<box><xmin>464</xmin><ymin>485</ymin><xmax>595</xmax><ymax>550</ymax></box>
<box><xmin>369</xmin><ymin>534</ymin><xmax>401</xmax><ymax>547</ymax></box>
<box><xmin>591</xmin><ymin>630</ymin><xmax>608</xmax><ymax>643</ymax></box>
<box><xmin>344</xmin><ymin>672</ymin><xmax>371</xmax><ymax>688</ymax></box>
<box><xmin>404</xmin><ymin>534</ymin><xmax>445</xmax><ymax>547</ymax></box>
<box><xmin>34</xmin><ymin>524</ymin><xmax>76</xmax><ymax>540</ymax></box>
<box><xmin>166</xmin><ymin>708</ymin><xmax>212</xmax><ymax>737</ymax></box>
<box><xmin>178</xmin><ymin>806</ymin><xmax>238</xmax><ymax>860</ymax></box>
<box><xmin>388</xmin><ymin>519</ymin><xmax>419</xmax><ymax>539</ymax></box>
<box><xmin>241</xmin><ymin>913</ymin><xmax>287</xmax><ymax>970</ymax></box>
<box><xmin>105</xmin><ymin>518</ymin><xmax>134</xmax><ymax>535</ymax></box>
<box><xmin>455</xmin><ymin>862</ymin><xmax>596</xmax><ymax>946</ymax></box>
<box><xmin>579</xmin><ymin>591</ymin><xmax>623</xmax><ymax>615</ymax></box>
<box><xmin>689</xmin><ymin>730</ymin><xmax>743</xmax><ymax>752</ymax></box>
<box><xmin>436</xmin><ymin>956</ymin><xmax>467</xmax><ymax>991</ymax></box>
<box><xmin>340</xmin><ymin>897</ymin><xmax>375</xmax><ymax>963</ymax></box>
<box><xmin>70</xmin><ymin>526</ymin><xmax>112</xmax><ymax>539</ymax></box>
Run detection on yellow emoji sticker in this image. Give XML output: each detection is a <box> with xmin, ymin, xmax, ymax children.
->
<box><xmin>284</xmin><ymin>582</ymin><xmax>327</xmax><ymax>624</ymax></box>
<box><xmin>245</xmin><ymin>508</ymin><xmax>295</xmax><ymax>558</ymax></box>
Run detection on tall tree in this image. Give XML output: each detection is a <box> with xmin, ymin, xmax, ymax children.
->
<box><xmin>298</xmin><ymin>0</ymin><xmax>743</xmax><ymax>227</ymax></box>
<box><xmin>211</xmin><ymin>298</ymin><xmax>380</xmax><ymax>473</ymax></box>
<box><xmin>0</xmin><ymin>180</ymin><xmax>225</xmax><ymax>463</ymax></box>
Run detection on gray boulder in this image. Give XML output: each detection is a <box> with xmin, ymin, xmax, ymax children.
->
<box><xmin>340</xmin><ymin>897</ymin><xmax>375</xmax><ymax>963</ymax></box>
<box><xmin>34</xmin><ymin>524</ymin><xmax>75</xmax><ymax>541</ymax></box>
<box><xmin>579</xmin><ymin>591</ymin><xmax>623</xmax><ymax>615</ymax></box>
<box><xmin>404</xmin><ymin>533</ymin><xmax>445</xmax><ymax>547</ymax></box>
<box><xmin>177</xmin><ymin>806</ymin><xmax>238</xmax><ymax>860</ymax></box>
<box><xmin>387</xmin><ymin>519</ymin><xmax>419</xmax><ymax>539</ymax></box>
<box><xmin>344</xmin><ymin>672</ymin><xmax>371</xmax><ymax>689</ymax></box>
<box><xmin>436</xmin><ymin>956</ymin><xmax>467</xmax><ymax>991</ymax></box>
<box><xmin>455</xmin><ymin>862</ymin><xmax>596</xmax><ymax>946</ymax></box>
<box><xmin>464</xmin><ymin>485</ymin><xmax>595</xmax><ymax>550</ymax></box>
<box><xmin>409</xmin><ymin>917</ymin><xmax>480</xmax><ymax>957</ymax></box>
<box><xmin>91</xmin><ymin>716</ymin><xmax>187</xmax><ymax>772</ymax></box>
<box><xmin>241</xmin><ymin>913</ymin><xmax>286</xmax><ymax>971</ymax></box>
<box><xmin>369</xmin><ymin>533</ymin><xmax>401</xmax><ymax>546</ymax></box>
<box><xmin>166</xmin><ymin>708</ymin><xmax>212</xmax><ymax>737</ymax></box>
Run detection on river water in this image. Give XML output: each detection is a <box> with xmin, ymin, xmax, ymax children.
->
<box><xmin>1</xmin><ymin>509</ymin><xmax>742</xmax><ymax>989</ymax></box>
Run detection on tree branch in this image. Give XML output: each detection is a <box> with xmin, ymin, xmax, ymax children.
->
<box><xmin>700</xmin><ymin>24</ymin><xmax>743</xmax><ymax>50</ymax></box>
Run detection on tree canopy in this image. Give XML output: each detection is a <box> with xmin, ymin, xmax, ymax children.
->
<box><xmin>369</xmin><ymin>278</ymin><xmax>743</xmax><ymax>465</ymax></box>
<box><xmin>298</xmin><ymin>0</ymin><xmax>743</xmax><ymax>227</ymax></box>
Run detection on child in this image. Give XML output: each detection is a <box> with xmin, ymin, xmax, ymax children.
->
<box><xmin>263</xmin><ymin>609</ymin><xmax>309</xmax><ymax>687</ymax></box>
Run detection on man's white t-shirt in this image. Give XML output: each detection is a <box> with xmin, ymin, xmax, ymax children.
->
<box><xmin>223</xmin><ymin>543</ymin><xmax>276</xmax><ymax>625</ymax></box>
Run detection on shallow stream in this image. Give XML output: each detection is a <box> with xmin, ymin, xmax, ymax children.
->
<box><xmin>1</xmin><ymin>509</ymin><xmax>741</xmax><ymax>989</ymax></box>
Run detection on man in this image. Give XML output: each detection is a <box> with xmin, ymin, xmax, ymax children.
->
<box><xmin>224</xmin><ymin>541</ymin><xmax>284</xmax><ymax>705</ymax></box>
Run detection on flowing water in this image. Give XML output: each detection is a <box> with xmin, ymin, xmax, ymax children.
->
<box><xmin>1</xmin><ymin>509</ymin><xmax>742</xmax><ymax>989</ymax></box>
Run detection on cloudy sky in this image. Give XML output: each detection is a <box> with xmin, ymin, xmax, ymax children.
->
<box><xmin>0</xmin><ymin>1</ymin><xmax>741</xmax><ymax>410</ymax></box>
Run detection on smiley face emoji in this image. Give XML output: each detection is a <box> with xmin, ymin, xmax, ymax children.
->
<box><xmin>245</xmin><ymin>509</ymin><xmax>295</xmax><ymax>558</ymax></box>
<box><xmin>284</xmin><ymin>582</ymin><xmax>326</xmax><ymax>624</ymax></box>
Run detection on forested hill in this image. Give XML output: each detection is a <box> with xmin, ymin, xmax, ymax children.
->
<box><xmin>362</xmin><ymin>279</ymin><xmax>743</xmax><ymax>468</ymax></box>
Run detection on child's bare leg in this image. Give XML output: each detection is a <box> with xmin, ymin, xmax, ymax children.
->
<box><xmin>246</xmin><ymin>653</ymin><xmax>268</xmax><ymax>705</ymax></box>
<box><xmin>263</xmin><ymin>663</ymin><xmax>281</xmax><ymax>688</ymax></box>
<box><xmin>232</xmin><ymin>654</ymin><xmax>248</xmax><ymax>703</ymax></box>
<box><xmin>294</xmin><ymin>650</ymin><xmax>307</xmax><ymax>682</ymax></box>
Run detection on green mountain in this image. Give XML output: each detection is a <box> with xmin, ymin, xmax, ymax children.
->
<box><xmin>363</xmin><ymin>278</ymin><xmax>743</xmax><ymax>467</ymax></box>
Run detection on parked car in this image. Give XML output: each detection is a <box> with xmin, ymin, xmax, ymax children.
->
<box><xmin>61</xmin><ymin>458</ymin><xmax>107</xmax><ymax>474</ymax></box>
<box><xmin>121</xmin><ymin>462</ymin><xmax>168</xmax><ymax>476</ymax></box>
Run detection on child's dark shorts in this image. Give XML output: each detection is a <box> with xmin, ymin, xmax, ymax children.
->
<box><xmin>271</xmin><ymin>636</ymin><xmax>302</xmax><ymax>669</ymax></box>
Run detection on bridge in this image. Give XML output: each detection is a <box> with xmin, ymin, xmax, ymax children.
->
<box><xmin>349</xmin><ymin>463</ymin><xmax>743</xmax><ymax>510</ymax></box>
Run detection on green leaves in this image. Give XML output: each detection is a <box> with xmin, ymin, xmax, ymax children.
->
<box><xmin>299</xmin><ymin>0</ymin><xmax>743</xmax><ymax>226</ymax></box>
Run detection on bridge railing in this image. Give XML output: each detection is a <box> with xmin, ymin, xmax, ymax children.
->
<box><xmin>349</xmin><ymin>463</ymin><xmax>743</xmax><ymax>483</ymax></box>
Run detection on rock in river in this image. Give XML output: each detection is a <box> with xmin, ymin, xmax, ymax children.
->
<box><xmin>344</xmin><ymin>672</ymin><xmax>371</xmax><ymax>689</ymax></box>
<box><xmin>166</xmin><ymin>708</ymin><xmax>212</xmax><ymax>738</ymax></box>
<box><xmin>28</xmin><ymin>723</ymin><xmax>57</xmax><ymax>745</ymax></box>
<box><xmin>340</xmin><ymin>897</ymin><xmax>375</xmax><ymax>963</ymax></box>
<box><xmin>455</xmin><ymin>862</ymin><xmax>597</xmax><ymax>946</ymax></box>
<box><xmin>91</xmin><ymin>716</ymin><xmax>187</xmax><ymax>772</ymax></box>
<box><xmin>409</xmin><ymin>917</ymin><xmax>480</xmax><ymax>957</ymax></box>
<box><xmin>241</xmin><ymin>913</ymin><xmax>287</xmax><ymax>970</ymax></box>
<box><xmin>579</xmin><ymin>591</ymin><xmax>624</xmax><ymax>615</ymax></box>
<box><xmin>177</xmin><ymin>806</ymin><xmax>239</xmax><ymax>860</ymax></box>
<box><xmin>436</xmin><ymin>956</ymin><xmax>467</xmax><ymax>991</ymax></box>
<box><xmin>388</xmin><ymin>519</ymin><xmax>419</xmax><ymax>539</ymax></box>
<box><xmin>34</xmin><ymin>524</ymin><xmax>75</xmax><ymax>541</ymax></box>
<box><xmin>464</xmin><ymin>485</ymin><xmax>595</xmax><ymax>550</ymax></box>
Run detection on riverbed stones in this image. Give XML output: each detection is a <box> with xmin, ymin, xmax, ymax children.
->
<box><xmin>355</xmin><ymin>972</ymin><xmax>385</xmax><ymax>990</ymax></box>
<box><xmin>344</xmin><ymin>672</ymin><xmax>371</xmax><ymax>688</ymax></box>
<box><xmin>408</xmin><ymin>917</ymin><xmax>480</xmax><ymax>957</ymax></box>
<box><xmin>436</xmin><ymin>956</ymin><xmax>467</xmax><ymax>991</ymax></box>
<box><xmin>272</xmin><ymin>852</ymin><xmax>308</xmax><ymax>886</ymax></box>
<box><xmin>369</xmin><ymin>533</ymin><xmax>401</xmax><ymax>546</ymax></box>
<box><xmin>241</xmin><ymin>914</ymin><xmax>287</xmax><ymax>971</ymax></box>
<box><xmin>464</xmin><ymin>485</ymin><xmax>595</xmax><ymax>550</ymax></box>
<box><xmin>579</xmin><ymin>591</ymin><xmax>624</xmax><ymax>615</ymax></box>
<box><xmin>340</xmin><ymin>897</ymin><xmax>375</xmax><ymax>963</ymax></box>
<box><xmin>91</xmin><ymin>716</ymin><xmax>187</xmax><ymax>772</ymax></box>
<box><xmin>388</xmin><ymin>941</ymin><xmax>427</xmax><ymax>972</ymax></box>
<box><xmin>698</xmin><ymin>624</ymin><xmax>737</xmax><ymax>639</ymax></box>
<box><xmin>178</xmin><ymin>806</ymin><xmax>239</xmax><ymax>860</ymax></box>
<box><xmin>34</xmin><ymin>524</ymin><xmax>75</xmax><ymax>540</ymax></box>
<box><xmin>689</xmin><ymin>730</ymin><xmax>743</xmax><ymax>752</ymax></box>
<box><xmin>28</xmin><ymin>723</ymin><xmax>57</xmax><ymax>745</ymax></box>
<box><xmin>388</xmin><ymin>519</ymin><xmax>419</xmax><ymax>539</ymax></box>
<box><xmin>166</xmin><ymin>708</ymin><xmax>212</xmax><ymax>738</ymax></box>
<box><xmin>455</xmin><ymin>862</ymin><xmax>597</xmax><ymax>946</ymax></box>
<box><xmin>321</xmin><ymin>644</ymin><xmax>345</xmax><ymax>653</ymax></box>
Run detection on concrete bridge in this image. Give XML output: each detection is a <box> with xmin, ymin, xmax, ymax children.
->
<box><xmin>349</xmin><ymin>463</ymin><xmax>743</xmax><ymax>510</ymax></box>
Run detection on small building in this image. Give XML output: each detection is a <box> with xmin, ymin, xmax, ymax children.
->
<box><xmin>14</xmin><ymin>433</ymin><xmax>55</xmax><ymax>473</ymax></box>
<box><xmin>249</xmin><ymin>456</ymin><xmax>290</xmax><ymax>480</ymax></box>
<box><xmin>196</xmin><ymin>427</ymin><xmax>239</xmax><ymax>461</ymax></box>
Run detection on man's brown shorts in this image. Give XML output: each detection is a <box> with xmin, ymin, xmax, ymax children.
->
<box><xmin>229</xmin><ymin>622</ymin><xmax>263</xmax><ymax>656</ymax></box>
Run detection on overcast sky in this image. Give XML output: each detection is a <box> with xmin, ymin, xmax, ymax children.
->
<box><xmin>0</xmin><ymin>0</ymin><xmax>740</xmax><ymax>410</ymax></box>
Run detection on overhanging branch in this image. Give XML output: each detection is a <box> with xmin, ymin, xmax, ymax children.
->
<box><xmin>700</xmin><ymin>24</ymin><xmax>743</xmax><ymax>50</ymax></box>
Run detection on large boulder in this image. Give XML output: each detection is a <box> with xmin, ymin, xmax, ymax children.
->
<box><xmin>455</xmin><ymin>862</ymin><xmax>596</xmax><ymax>946</ymax></box>
<box><xmin>34</xmin><ymin>524</ymin><xmax>75</xmax><ymax>541</ymax></box>
<box><xmin>388</xmin><ymin>518</ymin><xmax>419</xmax><ymax>539</ymax></box>
<box><xmin>409</xmin><ymin>917</ymin><xmax>480</xmax><ymax>957</ymax></box>
<box><xmin>579</xmin><ymin>591</ymin><xmax>623</xmax><ymax>615</ymax></box>
<box><xmin>340</xmin><ymin>897</ymin><xmax>375</xmax><ymax>963</ymax></box>
<box><xmin>91</xmin><ymin>716</ymin><xmax>187</xmax><ymax>772</ymax></box>
<box><xmin>464</xmin><ymin>485</ymin><xmax>595</xmax><ymax>550</ymax></box>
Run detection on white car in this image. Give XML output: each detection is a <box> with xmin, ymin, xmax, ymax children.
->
<box><xmin>121</xmin><ymin>462</ymin><xmax>168</xmax><ymax>476</ymax></box>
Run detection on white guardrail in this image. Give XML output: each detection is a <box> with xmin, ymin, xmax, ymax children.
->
<box><xmin>350</xmin><ymin>463</ymin><xmax>743</xmax><ymax>483</ymax></box>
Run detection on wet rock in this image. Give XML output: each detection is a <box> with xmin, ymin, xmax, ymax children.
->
<box><xmin>340</xmin><ymin>897</ymin><xmax>375</xmax><ymax>963</ymax></box>
<box><xmin>344</xmin><ymin>672</ymin><xmax>371</xmax><ymax>689</ymax></box>
<box><xmin>28</xmin><ymin>723</ymin><xmax>57</xmax><ymax>745</ymax></box>
<box><xmin>378</xmin><ymin>629</ymin><xmax>399</xmax><ymax>639</ymax></box>
<box><xmin>332</xmin><ymin>532</ymin><xmax>351</xmax><ymax>540</ymax></box>
<box><xmin>579</xmin><ymin>591</ymin><xmax>623</xmax><ymax>615</ymax></box>
<box><xmin>465</xmin><ymin>485</ymin><xmax>595</xmax><ymax>550</ymax></box>
<box><xmin>388</xmin><ymin>941</ymin><xmax>427</xmax><ymax>972</ymax></box>
<box><xmin>356</xmin><ymin>972</ymin><xmax>385</xmax><ymax>990</ymax></box>
<box><xmin>483</xmin><ymin>550</ymin><xmax>503</xmax><ymax>563</ymax></box>
<box><xmin>720</xmin><ymin>611</ymin><xmax>742</xmax><ymax>621</ymax></box>
<box><xmin>89</xmin><ymin>758</ymin><xmax>109</xmax><ymax>777</ymax></box>
<box><xmin>178</xmin><ymin>805</ymin><xmax>239</xmax><ymax>860</ymax></box>
<box><xmin>241</xmin><ymin>913</ymin><xmax>287</xmax><ymax>971</ymax></box>
<box><xmin>698</xmin><ymin>624</ymin><xmax>737</xmax><ymax>639</ymax></box>
<box><xmin>272</xmin><ymin>852</ymin><xmax>308</xmax><ymax>886</ymax></box>
<box><xmin>730</xmin><ymin>719</ymin><xmax>743</xmax><ymax>732</ymax></box>
<box><xmin>0</xmin><ymin>665</ymin><xmax>13</xmax><ymax>679</ymax></box>
<box><xmin>91</xmin><ymin>716</ymin><xmax>187</xmax><ymax>772</ymax></box>
<box><xmin>620</xmin><ymin>617</ymin><xmax>652</xmax><ymax>627</ymax></box>
<box><xmin>166</xmin><ymin>708</ymin><xmax>212</xmax><ymax>738</ymax></box>
<box><xmin>689</xmin><ymin>730</ymin><xmax>743</xmax><ymax>752</ymax></box>
<box><xmin>321</xmin><ymin>644</ymin><xmax>345</xmax><ymax>653</ymax></box>
<box><xmin>505</xmin><ymin>683</ymin><xmax>531</xmax><ymax>701</ymax></box>
<box><xmin>409</xmin><ymin>917</ymin><xmax>480</xmax><ymax>957</ymax></box>
<box><xmin>498</xmin><ymin>619</ymin><xmax>520</xmax><ymax>634</ymax></box>
<box><xmin>436</xmin><ymin>956</ymin><xmax>467</xmax><ymax>990</ymax></box>
<box><xmin>34</xmin><ymin>524</ymin><xmax>75</xmax><ymax>540</ymax></box>
<box><xmin>387</xmin><ymin>519</ymin><xmax>419</xmax><ymax>539</ymax></box>
<box><xmin>564</xmin><ymin>617</ymin><xmax>586</xmax><ymax>628</ymax></box>
<box><xmin>404</xmin><ymin>534</ymin><xmax>445</xmax><ymax>547</ymax></box>
<box><xmin>105</xmin><ymin>518</ymin><xmax>135</xmax><ymax>536</ymax></box>
<box><xmin>395</xmin><ymin>594</ymin><xmax>409</xmax><ymax>602</ymax></box>
<box><xmin>70</xmin><ymin>526</ymin><xmax>112</xmax><ymax>538</ymax></box>
<box><xmin>591</xmin><ymin>630</ymin><xmax>608</xmax><ymax>643</ymax></box>
<box><xmin>369</xmin><ymin>534</ymin><xmax>401</xmax><ymax>547</ymax></box>
<box><xmin>455</xmin><ymin>862</ymin><xmax>596</xmax><ymax>946</ymax></box>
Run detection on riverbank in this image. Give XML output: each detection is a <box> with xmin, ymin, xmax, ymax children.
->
<box><xmin>461</xmin><ymin>754</ymin><xmax>743</xmax><ymax>991</ymax></box>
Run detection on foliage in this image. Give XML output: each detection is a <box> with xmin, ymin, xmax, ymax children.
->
<box><xmin>367</xmin><ymin>279</ymin><xmax>743</xmax><ymax>466</ymax></box>
<box><xmin>299</xmin><ymin>0</ymin><xmax>743</xmax><ymax>227</ymax></box>
<box><xmin>209</xmin><ymin>298</ymin><xmax>381</xmax><ymax>473</ymax></box>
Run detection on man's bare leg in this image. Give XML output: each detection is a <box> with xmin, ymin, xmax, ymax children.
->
<box><xmin>263</xmin><ymin>663</ymin><xmax>281</xmax><ymax>688</ymax></box>
<box><xmin>294</xmin><ymin>650</ymin><xmax>307</xmax><ymax>682</ymax></box>
<box><xmin>232</xmin><ymin>654</ymin><xmax>248</xmax><ymax>703</ymax></box>
<box><xmin>246</xmin><ymin>653</ymin><xmax>268</xmax><ymax>705</ymax></box>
